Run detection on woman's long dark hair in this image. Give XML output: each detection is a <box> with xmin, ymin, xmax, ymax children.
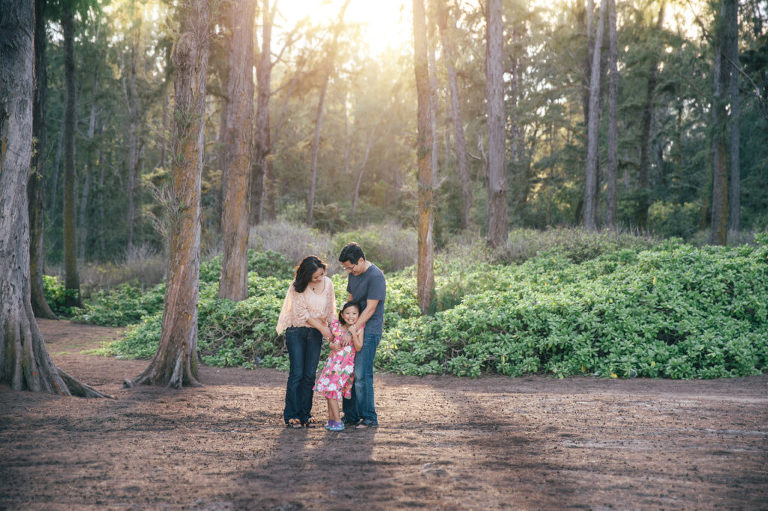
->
<box><xmin>293</xmin><ymin>255</ymin><xmax>327</xmax><ymax>294</ymax></box>
<box><xmin>338</xmin><ymin>301</ymin><xmax>362</xmax><ymax>325</ymax></box>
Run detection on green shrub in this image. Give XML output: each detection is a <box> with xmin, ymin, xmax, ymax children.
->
<box><xmin>43</xmin><ymin>275</ymin><xmax>80</xmax><ymax>317</ymax></box>
<box><xmin>98</xmin><ymin>241</ymin><xmax>768</xmax><ymax>380</ymax></box>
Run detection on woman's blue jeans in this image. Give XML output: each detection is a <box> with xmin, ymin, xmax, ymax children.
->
<box><xmin>283</xmin><ymin>326</ymin><xmax>322</xmax><ymax>424</ymax></box>
<box><xmin>342</xmin><ymin>332</ymin><xmax>381</xmax><ymax>425</ymax></box>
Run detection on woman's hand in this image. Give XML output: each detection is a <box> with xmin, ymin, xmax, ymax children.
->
<box><xmin>320</xmin><ymin>325</ymin><xmax>333</xmax><ymax>340</ymax></box>
<box><xmin>330</xmin><ymin>341</ymin><xmax>342</xmax><ymax>352</ymax></box>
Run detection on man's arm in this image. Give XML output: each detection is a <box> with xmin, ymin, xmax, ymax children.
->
<box><xmin>352</xmin><ymin>299</ymin><xmax>378</xmax><ymax>334</ymax></box>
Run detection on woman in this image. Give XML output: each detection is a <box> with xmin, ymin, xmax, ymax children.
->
<box><xmin>276</xmin><ymin>255</ymin><xmax>336</xmax><ymax>428</ymax></box>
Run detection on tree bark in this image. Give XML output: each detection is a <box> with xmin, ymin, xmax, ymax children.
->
<box><xmin>726</xmin><ymin>0</ymin><xmax>740</xmax><ymax>240</ymax></box>
<box><xmin>252</xmin><ymin>0</ymin><xmax>278</xmax><ymax>225</ymax></box>
<box><xmin>710</xmin><ymin>0</ymin><xmax>730</xmax><ymax>246</ymax></box>
<box><xmin>306</xmin><ymin>0</ymin><xmax>350</xmax><ymax>226</ymax></box>
<box><xmin>637</xmin><ymin>3</ymin><xmax>665</xmax><ymax>232</ymax></box>
<box><xmin>413</xmin><ymin>0</ymin><xmax>434</xmax><ymax>314</ymax></box>
<box><xmin>62</xmin><ymin>4</ymin><xmax>81</xmax><ymax>307</ymax></box>
<box><xmin>605</xmin><ymin>0</ymin><xmax>618</xmax><ymax>231</ymax></box>
<box><xmin>486</xmin><ymin>0</ymin><xmax>508</xmax><ymax>248</ymax></box>
<box><xmin>1</xmin><ymin>0</ymin><xmax>106</xmax><ymax>397</ymax></box>
<box><xmin>131</xmin><ymin>0</ymin><xmax>210</xmax><ymax>389</ymax></box>
<box><xmin>437</xmin><ymin>0</ymin><xmax>471</xmax><ymax>229</ymax></box>
<box><xmin>584</xmin><ymin>0</ymin><xmax>607</xmax><ymax>231</ymax></box>
<box><xmin>30</xmin><ymin>0</ymin><xmax>56</xmax><ymax>319</ymax></box>
<box><xmin>219</xmin><ymin>0</ymin><xmax>255</xmax><ymax>302</ymax></box>
<box><xmin>122</xmin><ymin>24</ymin><xmax>142</xmax><ymax>251</ymax></box>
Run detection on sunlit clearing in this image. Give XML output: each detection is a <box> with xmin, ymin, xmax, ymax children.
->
<box><xmin>280</xmin><ymin>0</ymin><xmax>412</xmax><ymax>56</ymax></box>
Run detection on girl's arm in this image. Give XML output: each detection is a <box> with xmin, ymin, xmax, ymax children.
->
<box><xmin>351</xmin><ymin>323</ymin><xmax>365</xmax><ymax>352</ymax></box>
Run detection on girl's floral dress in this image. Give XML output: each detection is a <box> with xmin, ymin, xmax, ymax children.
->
<box><xmin>313</xmin><ymin>319</ymin><xmax>360</xmax><ymax>400</ymax></box>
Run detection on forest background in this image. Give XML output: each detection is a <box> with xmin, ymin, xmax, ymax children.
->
<box><xmin>11</xmin><ymin>0</ymin><xmax>768</xmax><ymax>386</ymax></box>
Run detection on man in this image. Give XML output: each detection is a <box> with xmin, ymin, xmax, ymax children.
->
<box><xmin>338</xmin><ymin>242</ymin><xmax>386</xmax><ymax>429</ymax></box>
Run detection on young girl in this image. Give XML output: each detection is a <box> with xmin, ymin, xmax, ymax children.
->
<box><xmin>313</xmin><ymin>302</ymin><xmax>365</xmax><ymax>431</ymax></box>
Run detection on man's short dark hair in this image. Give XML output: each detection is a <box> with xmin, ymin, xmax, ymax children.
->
<box><xmin>339</xmin><ymin>242</ymin><xmax>365</xmax><ymax>264</ymax></box>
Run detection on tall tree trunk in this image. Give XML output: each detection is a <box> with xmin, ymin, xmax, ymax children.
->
<box><xmin>637</xmin><ymin>3</ymin><xmax>665</xmax><ymax>232</ymax></box>
<box><xmin>306</xmin><ymin>0</ymin><xmax>350</xmax><ymax>226</ymax></box>
<box><xmin>77</xmin><ymin>167</ymin><xmax>90</xmax><ymax>260</ymax></box>
<box><xmin>486</xmin><ymin>0</ymin><xmax>508</xmax><ymax>248</ymax></box>
<box><xmin>413</xmin><ymin>0</ymin><xmax>434</xmax><ymax>314</ymax></box>
<box><xmin>252</xmin><ymin>0</ymin><xmax>278</xmax><ymax>225</ymax></box>
<box><xmin>30</xmin><ymin>0</ymin><xmax>56</xmax><ymax>319</ymax></box>
<box><xmin>219</xmin><ymin>0</ymin><xmax>255</xmax><ymax>302</ymax></box>
<box><xmin>0</xmin><ymin>0</ymin><xmax>106</xmax><ymax>397</ymax></box>
<box><xmin>122</xmin><ymin>27</ymin><xmax>141</xmax><ymax>251</ymax></box>
<box><xmin>726</xmin><ymin>0</ymin><xmax>740</xmax><ymax>240</ymax></box>
<box><xmin>605</xmin><ymin>0</ymin><xmax>618</xmax><ymax>231</ymax></box>
<box><xmin>584</xmin><ymin>0</ymin><xmax>607</xmax><ymax>231</ymax></box>
<box><xmin>62</xmin><ymin>4</ymin><xmax>81</xmax><ymax>307</ymax></box>
<box><xmin>79</xmin><ymin>59</ymin><xmax>100</xmax><ymax>261</ymax></box>
<box><xmin>437</xmin><ymin>0</ymin><xmax>471</xmax><ymax>229</ymax></box>
<box><xmin>131</xmin><ymin>0</ymin><xmax>210</xmax><ymax>389</ymax></box>
<box><xmin>710</xmin><ymin>0</ymin><xmax>730</xmax><ymax>246</ymax></box>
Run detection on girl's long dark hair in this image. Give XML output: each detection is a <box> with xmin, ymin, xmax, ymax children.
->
<box><xmin>338</xmin><ymin>301</ymin><xmax>362</xmax><ymax>325</ymax></box>
<box><xmin>293</xmin><ymin>255</ymin><xmax>327</xmax><ymax>294</ymax></box>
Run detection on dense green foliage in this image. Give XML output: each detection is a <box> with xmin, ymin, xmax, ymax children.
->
<box><xmin>64</xmin><ymin>236</ymin><xmax>768</xmax><ymax>380</ymax></box>
<box><xmin>37</xmin><ymin>0</ymin><xmax>768</xmax><ymax>270</ymax></box>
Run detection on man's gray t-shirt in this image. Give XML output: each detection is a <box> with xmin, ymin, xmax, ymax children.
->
<box><xmin>347</xmin><ymin>263</ymin><xmax>386</xmax><ymax>335</ymax></box>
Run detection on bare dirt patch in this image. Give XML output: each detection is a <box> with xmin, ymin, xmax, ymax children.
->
<box><xmin>1</xmin><ymin>319</ymin><xmax>767</xmax><ymax>510</ymax></box>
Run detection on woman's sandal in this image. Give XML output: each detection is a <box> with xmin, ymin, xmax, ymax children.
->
<box><xmin>286</xmin><ymin>418</ymin><xmax>302</xmax><ymax>429</ymax></box>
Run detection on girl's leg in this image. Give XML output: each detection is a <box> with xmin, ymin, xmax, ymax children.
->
<box><xmin>327</xmin><ymin>397</ymin><xmax>340</xmax><ymax>423</ymax></box>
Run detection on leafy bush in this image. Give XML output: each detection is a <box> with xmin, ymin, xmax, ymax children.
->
<box><xmin>42</xmin><ymin>275</ymin><xmax>80</xmax><ymax>317</ymax></box>
<box><xmin>96</xmin><ymin>240</ymin><xmax>768</xmax><ymax>380</ymax></box>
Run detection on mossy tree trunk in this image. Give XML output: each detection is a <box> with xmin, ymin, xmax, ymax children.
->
<box><xmin>62</xmin><ymin>2</ymin><xmax>81</xmax><ymax>307</ymax></box>
<box><xmin>132</xmin><ymin>0</ymin><xmax>209</xmax><ymax>389</ymax></box>
<box><xmin>0</xmin><ymin>0</ymin><xmax>106</xmax><ymax>398</ymax></box>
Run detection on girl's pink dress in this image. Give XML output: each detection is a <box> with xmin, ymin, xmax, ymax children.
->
<box><xmin>313</xmin><ymin>320</ymin><xmax>360</xmax><ymax>400</ymax></box>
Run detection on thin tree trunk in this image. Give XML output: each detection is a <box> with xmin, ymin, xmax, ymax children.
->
<box><xmin>726</xmin><ymin>0</ymin><xmax>740</xmax><ymax>240</ymax></box>
<box><xmin>62</xmin><ymin>4</ymin><xmax>80</xmax><ymax>307</ymax></box>
<box><xmin>306</xmin><ymin>0</ymin><xmax>350</xmax><ymax>226</ymax></box>
<box><xmin>77</xmin><ymin>169</ymin><xmax>90</xmax><ymax>260</ymax></box>
<box><xmin>219</xmin><ymin>0</ymin><xmax>255</xmax><ymax>302</ymax></box>
<box><xmin>1</xmin><ymin>0</ymin><xmax>106</xmax><ymax>397</ymax></box>
<box><xmin>48</xmin><ymin>111</ymin><xmax>64</xmax><ymax>213</ymax></box>
<box><xmin>637</xmin><ymin>3</ymin><xmax>665</xmax><ymax>232</ymax></box>
<box><xmin>98</xmin><ymin>149</ymin><xmax>106</xmax><ymax>259</ymax></box>
<box><xmin>584</xmin><ymin>0</ymin><xmax>607</xmax><ymax>231</ymax></box>
<box><xmin>252</xmin><ymin>0</ymin><xmax>278</xmax><ymax>225</ymax></box>
<box><xmin>413</xmin><ymin>0</ymin><xmax>434</xmax><ymax>314</ymax></box>
<box><xmin>30</xmin><ymin>0</ymin><xmax>56</xmax><ymax>319</ymax></box>
<box><xmin>122</xmin><ymin>28</ymin><xmax>141</xmax><ymax>251</ymax></box>
<box><xmin>605</xmin><ymin>0</ymin><xmax>618</xmax><ymax>231</ymax></box>
<box><xmin>486</xmin><ymin>0</ymin><xmax>508</xmax><ymax>247</ymax></box>
<box><xmin>306</xmin><ymin>79</ymin><xmax>327</xmax><ymax>226</ymax></box>
<box><xmin>710</xmin><ymin>0</ymin><xmax>730</xmax><ymax>245</ymax></box>
<box><xmin>352</xmin><ymin>122</ymin><xmax>379</xmax><ymax>212</ymax></box>
<box><xmin>131</xmin><ymin>0</ymin><xmax>210</xmax><ymax>389</ymax></box>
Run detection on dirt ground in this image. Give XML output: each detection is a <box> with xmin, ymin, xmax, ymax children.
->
<box><xmin>1</xmin><ymin>320</ymin><xmax>767</xmax><ymax>510</ymax></box>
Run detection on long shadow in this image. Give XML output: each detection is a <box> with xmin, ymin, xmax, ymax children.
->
<box><xmin>232</xmin><ymin>409</ymin><xmax>380</xmax><ymax>510</ymax></box>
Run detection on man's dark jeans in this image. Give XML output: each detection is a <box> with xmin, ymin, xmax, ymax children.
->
<box><xmin>283</xmin><ymin>326</ymin><xmax>322</xmax><ymax>424</ymax></box>
<box><xmin>342</xmin><ymin>332</ymin><xmax>381</xmax><ymax>426</ymax></box>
